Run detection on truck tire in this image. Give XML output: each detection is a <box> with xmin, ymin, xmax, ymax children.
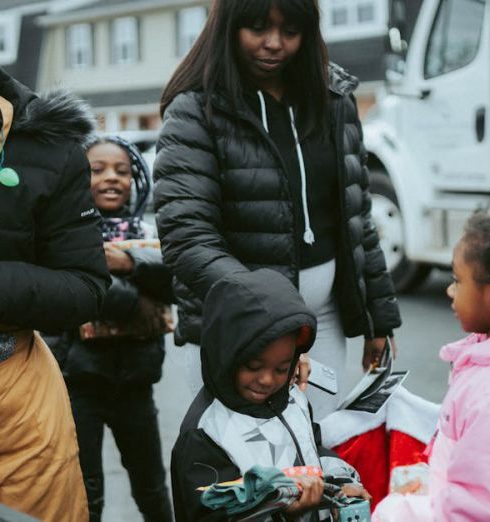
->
<box><xmin>369</xmin><ymin>171</ymin><xmax>431</xmax><ymax>292</ymax></box>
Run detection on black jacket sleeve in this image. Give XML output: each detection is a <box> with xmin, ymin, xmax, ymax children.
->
<box><xmin>99</xmin><ymin>247</ymin><xmax>172</xmax><ymax>322</ymax></box>
<box><xmin>171</xmin><ymin>428</ymin><xmax>241</xmax><ymax>522</ymax></box>
<box><xmin>349</xmin><ymin>94</ymin><xmax>401</xmax><ymax>336</ymax></box>
<box><xmin>126</xmin><ymin>246</ymin><xmax>173</xmax><ymax>303</ymax></box>
<box><xmin>0</xmin><ymin>143</ymin><xmax>110</xmax><ymax>331</ymax></box>
<box><xmin>153</xmin><ymin>92</ymin><xmax>248</xmax><ymax>301</ymax></box>
<box><xmin>98</xmin><ymin>275</ymin><xmax>139</xmax><ymax>321</ymax></box>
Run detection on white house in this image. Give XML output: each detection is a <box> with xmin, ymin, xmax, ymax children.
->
<box><xmin>36</xmin><ymin>0</ymin><xmax>423</xmax><ymax>130</ymax></box>
<box><xmin>38</xmin><ymin>0</ymin><xmax>210</xmax><ymax>131</ymax></box>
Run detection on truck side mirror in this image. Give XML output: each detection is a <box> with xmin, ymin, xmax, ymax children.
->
<box><xmin>388</xmin><ymin>27</ymin><xmax>407</xmax><ymax>55</ymax></box>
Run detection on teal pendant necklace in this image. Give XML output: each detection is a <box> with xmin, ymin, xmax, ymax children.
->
<box><xmin>0</xmin><ymin>133</ymin><xmax>19</xmax><ymax>187</ymax></box>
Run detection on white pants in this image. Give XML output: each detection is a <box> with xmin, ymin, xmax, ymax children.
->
<box><xmin>183</xmin><ymin>260</ymin><xmax>347</xmax><ymax>421</ymax></box>
<box><xmin>299</xmin><ymin>261</ymin><xmax>346</xmax><ymax>422</ymax></box>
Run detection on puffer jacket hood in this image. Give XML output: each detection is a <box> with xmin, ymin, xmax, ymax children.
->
<box><xmin>328</xmin><ymin>62</ymin><xmax>359</xmax><ymax>96</ymax></box>
<box><xmin>0</xmin><ymin>67</ymin><xmax>94</xmax><ymax>144</ymax></box>
<box><xmin>201</xmin><ymin>268</ymin><xmax>317</xmax><ymax>418</ymax></box>
<box><xmin>440</xmin><ymin>332</ymin><xmax>490</xmax><ymax>374</ymax></box>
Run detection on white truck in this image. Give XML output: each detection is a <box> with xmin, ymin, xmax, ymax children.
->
<box><xmin>364</xmin><ymin>0</ymin><xmax>489</xmax><ymax>290</ymax></box>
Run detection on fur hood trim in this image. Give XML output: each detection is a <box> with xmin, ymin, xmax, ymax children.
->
<box><xmin>13</xmin><ymin>90</ymin><xmax>95</xmax><ymax>145</ymax></box>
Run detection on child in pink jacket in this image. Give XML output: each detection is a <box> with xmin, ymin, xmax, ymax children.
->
<box><xmin>374</xmin><ymin>212</ymin><xmax>490</xmax><ymax>522</ymax></box>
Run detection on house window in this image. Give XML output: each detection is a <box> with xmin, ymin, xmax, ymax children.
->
<box><xmin>0</xmin><ymin>13</ymin><xmax>21</xmax><ymax>66</ymax></box>
<box><xmin>111</xmin><ymin>16</ymin><xmax>139</xmax><ymax>65</ymax></box>
<box><xmin>176</xmin><ymin>6</ymin><xmax>207</xmax><ymax>57</ymax></box>
<box><xmin>0</xmin><ymin>26</ymin><xmax>6</xmax><ymax>53</ymax></box>
<box><xmin>66</xmin><ymin>23</ymin><xmax>93</xmax><ymax>69</ymax></box>
<box><xmin>320</xmin><ymin>0</ymin><xmax>388</xmax><ymax>41</ymax></box>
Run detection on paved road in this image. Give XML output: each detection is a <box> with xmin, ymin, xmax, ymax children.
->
<box><xmin>102</xmin><ymin>269</ymin><xmax>463</xmax><ymax>521</ymax></box>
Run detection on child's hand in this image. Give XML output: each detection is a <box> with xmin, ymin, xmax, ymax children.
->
<box><xmin>104</xmin><ymin>244</ymin><xmax>134</xmax><ymax>274</ymax></box>
<box><xmin>286</xmin><ymin>475</ymin><xmax>324</xmax><ymax>515</ymax></box>
<box><xmin>291</xmin><ymin>353</ymin><xmax>310</xmax><ymax>391</ymax></box>
<box><xmin>341</xmin><ymin>483</ymin><xmax>372</xmax><ymax>502</ymax></box>
<box><xmin>392</xmin><ymin>479</ymin><xmax>422</xmax><ymax>495</ymax></box>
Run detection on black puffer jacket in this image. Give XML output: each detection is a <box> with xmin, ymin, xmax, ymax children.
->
<box><xmin>154</xmin><ymin>64</ymin><xmax>401</xmax><ymax>345</ymax></box>
<box><xmin>0</xmin><ymin>69</ymin><xmax>109</xmax><ymax>331</ymax></box>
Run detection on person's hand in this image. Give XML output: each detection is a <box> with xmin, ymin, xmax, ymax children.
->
<box><xmin>104</xmin><ymin>243</ymin><xmax>134</xmax><ymax>274</ymax></box>
<box><xmin>291</xmin><ymin>353</ymin><xmax>310</xmax><ymax>391</ymax></box>
<box><xmin>133</xmin><ymin>295</ymin><xmax>165</xmax><ymax>335</ymax></box>
<box><xmin>392</xmin><ymin>479</ymin><xmax>422</xmax><ymax>495</ymax></box>
<box><xmin>286</xmin><ymin>475</ymin><xmax>324</xmax><ymax>515</ymax></box>
<box><xmin>332</xmin><ymin>484</ymin><xmax>372</xmax><ymax>521</ymax></box>
<box><xmin>341</xmin><ymin>483</ymin><xmax>372</xmax><ymax>502</ymax></box>
<box><xmin>362</xmin><ymin>336</ymin><xmax>397</xmax><ymax>372</ymax></box>
<box><xmin>0</xmin><ymin>96</ymin><xmax>13</xmax><ymax>138</ymax></box>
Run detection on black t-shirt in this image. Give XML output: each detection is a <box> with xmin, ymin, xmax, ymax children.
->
<box><xmin>248</xmin><ymin>91</ymin><xmax>339</xmax><ymax>269</ymax></box>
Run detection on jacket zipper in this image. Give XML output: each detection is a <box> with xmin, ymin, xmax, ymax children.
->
<box><xmin>216</xmin><ymin>100</ymin><xmax>303</xmax><ymax>287</ymax></box>
<box><xmin>332</xmin><ymin>96</ymin><xmax>374</xmax><ymax>338</ymax></box>
<box><xmin>267</xmin><ymin>400</ymin><xmax>306</xmax><ymax>465</ymax></box>
<box><xmin>268</xmin><ymin>401</ymin><xmax>323</xmax><ymax>522</ymax></box>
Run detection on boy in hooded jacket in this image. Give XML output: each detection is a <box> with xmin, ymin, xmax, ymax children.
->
<box><xmin>52</xmin><ymin>136</ymin><xmax>173</xmax><ymax>522</ymax></box>
<box><xmin>171</xmin><ymin>269</ymin><xmax>370</xmax><ymax>521</ymax></box>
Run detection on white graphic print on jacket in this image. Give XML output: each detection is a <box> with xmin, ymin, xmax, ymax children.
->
<box><xmin>198</xmin><ymin>386</ymin><xmax>321</xmax><ymax>475</ymax></box>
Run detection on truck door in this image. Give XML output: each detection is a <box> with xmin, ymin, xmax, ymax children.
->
<box><xmin>402</xmin><ymin>0</ymin><xmax>489</xmax><ymax>192</ymax></box>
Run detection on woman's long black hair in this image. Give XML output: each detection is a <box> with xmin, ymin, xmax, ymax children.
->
<box><xmin>161</xmin><ymin>0</ymin><xmax>330</xmax><ymax>138</ymax></box>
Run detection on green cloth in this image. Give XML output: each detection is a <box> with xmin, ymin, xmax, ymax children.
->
<box><xmin>201</xmin><ymin>465</ymin><xmax>299</xmax><ymax>515</ymax></box>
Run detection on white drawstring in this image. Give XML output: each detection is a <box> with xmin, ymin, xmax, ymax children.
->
<box><xmin>288</xmin><ymin>107</ymin><xmax>315</xmax><ymax>245</ymax></box>
<box><xmin>257</xmin><ymin>90</ymin><xmax>269</xmax><ymax>133</ymax></box>
<box><xmin>256</xmin><ymin>91</ymin><xmax>315</xmax><ymax>245</ymax></box>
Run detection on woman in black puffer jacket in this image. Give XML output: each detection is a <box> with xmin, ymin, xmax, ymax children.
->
<box><xmin>154</xmin><ymin>0</ymin><xmax>401</xmax><ymax>419</ymax></box>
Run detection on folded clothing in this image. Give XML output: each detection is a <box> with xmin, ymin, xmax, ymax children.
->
<box><xmin>201</xmin><ymin>465</ymin><xmax>299</xmax><ymax>516</ymax></box>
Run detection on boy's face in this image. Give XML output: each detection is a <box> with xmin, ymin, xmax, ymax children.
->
<box><xmin>235</xmin><ymin>334</ymin><xmax>296</xmax><ymax>404</ymax></box>
<box><xmin>447</xmin><ymin>241</ymin><xmax>490</xmax><ymax>333</ymax></box>
<box><xmin>88</xmin><ymin>142</ymin><xmax>132</xmax><ymax>212</ymax></box>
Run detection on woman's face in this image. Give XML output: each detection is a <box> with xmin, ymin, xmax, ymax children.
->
<box><xmin>237</xmin><ymin>5</ymin><xmax>302</xmax><ymax>89</ymax></box>
<box><xmin>88</xmin><ymin>142</ymin><xmax>132</xmax><ymax>212</ymax></box>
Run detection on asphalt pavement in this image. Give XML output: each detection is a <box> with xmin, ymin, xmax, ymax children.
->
<box><xmin>102</xmin><ymin>269</ymin><xmax>462</xmax><ymax>521</ymax></box>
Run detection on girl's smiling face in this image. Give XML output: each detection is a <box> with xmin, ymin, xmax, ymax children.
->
<box><xmin>235</xmin><ymin>334</ymin><xmax>296</xmax><ymax>404</ymax></box>
<box><xmin>447</xmin><ymin>241</ymin><xmax>490</xmax><ymax>333</ymax></box>
<box><xmin>237</xmin><ymin>5</ymin><xmax>302</xmax><ymax>92</ymax></box>
<box><xmin>88</xmin><ymin>142</ymin><xmax>132</xmax><ymax>212</ymax></box>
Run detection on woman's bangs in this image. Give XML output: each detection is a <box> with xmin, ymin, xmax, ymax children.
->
<box><xmin>233</xmin><ymin>0</ymin><xmax>315</xmax><ymax>31</ymax></box>
<box><xmin>234</xmin><ymin>0</ymin><xmax>273</xmax><ymax>29</ymax></box>
<box><xmin>274</xmin><ymin>0</ymin><xmax>316</xmax><ymax>32</ymax></box>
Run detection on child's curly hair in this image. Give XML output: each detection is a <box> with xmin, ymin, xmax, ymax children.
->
<box><xmin>462</xmin><ymin>212</ymin><xmax>490</xmax><ymax>284</ymax></box>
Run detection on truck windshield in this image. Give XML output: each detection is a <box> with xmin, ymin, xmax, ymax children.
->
<box><xmin>424</xmin><ymin>0</ymin><xmax>485</xmax><ymax>79</ymax></box>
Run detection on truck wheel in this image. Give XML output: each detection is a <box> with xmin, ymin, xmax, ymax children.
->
<box><xmin>369</xmin><ymin>171</ymin><xmax>431</xmax><ymax>292</ymax></box>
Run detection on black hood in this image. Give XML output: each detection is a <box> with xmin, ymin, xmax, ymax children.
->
<box><xmin>0</xmin><ymin>67</ymin><xmax>94</xmax><ymax>144</ymax></box>
<box><xmin>201</xmin><ymin>269</ymin><xmax>317</xmax><ymax>419</ymax></box>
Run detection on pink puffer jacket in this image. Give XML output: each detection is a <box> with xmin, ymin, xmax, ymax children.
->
<box><xmin>373</xmin><ymin>333</ymin><xmax>490</xmax><ymax>522</ymax></box>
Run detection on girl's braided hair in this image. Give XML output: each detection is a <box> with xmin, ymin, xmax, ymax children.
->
<box><xmin>462</xmin><ymin>211</ymin><xmax>490</xmax><ymax>284</ymax></box>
